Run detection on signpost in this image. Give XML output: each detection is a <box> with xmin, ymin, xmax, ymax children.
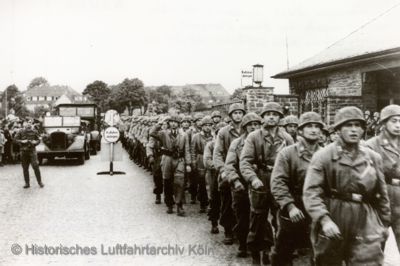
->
<box><xmin>97</xmin><ymin>110</ymin><xmax>125</xmax><ymax>176</ymax></box>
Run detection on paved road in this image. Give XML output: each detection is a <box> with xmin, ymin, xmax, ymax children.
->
<box><xmin>0</xmin><ymin>143</ymin><xmax>399</xmax><ymax>266</ymax></box>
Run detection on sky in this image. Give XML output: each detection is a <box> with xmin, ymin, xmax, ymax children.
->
<box><xmin>0</xmin><ymin>0</ymin><xmax>399</xmax><ymax>94</ymax></box>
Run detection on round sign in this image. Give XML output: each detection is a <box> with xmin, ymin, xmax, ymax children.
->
<box><xmin>104</xmin><ymin>109</ymin><xmax>120</xmax><ymax>126</ymax></box>
<box><xmin>104</xmin><ymin>127</ymin><xmax>120</xmax><ymax>143</ymax></box>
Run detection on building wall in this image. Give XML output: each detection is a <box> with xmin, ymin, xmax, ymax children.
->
<box><xmin>243</xmin><ymin>87</ymin><xmax>274</xmax><ymax>113</ymax></box>
<box><xmin>274</xmin><ymin>94</ymin><xmax>299</xmax><ymax>116</ymax></box>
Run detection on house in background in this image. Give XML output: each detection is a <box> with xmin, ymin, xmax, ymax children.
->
<box><xmin>24</xmin><ymin>85</ymin><xmax>88</xmax><ymax>112</ymax></box>
<box><xmin>272</xmin><ymin>5</ymin><xmax>400</xmax><ymax>124</ymax></box>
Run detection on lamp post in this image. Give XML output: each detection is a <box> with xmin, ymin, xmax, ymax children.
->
<box><xmin>252</xmin><ymin>64</ymin><xmax>264</xmax><ymax>87</ymax></box>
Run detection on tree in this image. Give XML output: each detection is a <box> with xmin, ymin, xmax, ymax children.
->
<box><xmin>230</xmin><ymin>88</ymin><xmax>244</xmax><ymax>100</ymax></box>
<box><xmin>113</xmin><ymin>78</ymin><xmax>146</xmax><ymax>115</ymax></box>
<box><xmin>83</xmin><ymin>80</ymin><xmax>111</xmax><ymax>112</ymax></box>
<box><xmin>28</xmin><ymin>77</ymin><xmax>49</xmax><ymax>90</ymax></box>
<box><xmin>1</xmin><ymin>84</ymin><xmax>30</xmax><ymax>117</ymax></box>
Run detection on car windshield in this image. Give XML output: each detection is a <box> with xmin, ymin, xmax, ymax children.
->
<box><xmin>44</xmin><ymin>116</ymin><xmax>80</xmax><ymax>127</ymax></box>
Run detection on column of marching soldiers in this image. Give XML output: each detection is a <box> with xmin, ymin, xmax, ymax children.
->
<box><xmin>119</xmin><ymin>102</ymin><xmax>400</xmax><ymax>266</ymax></box>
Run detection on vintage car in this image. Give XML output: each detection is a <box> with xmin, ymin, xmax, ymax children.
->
<box><xmin>36</xmin><ymin>116</ymin><xmax>91</xmax><ymax>164</ymax></box>
<box><xmin>56</xmin><ymin>103</ymin><xmax>101</xmax><ymax>155</ymax></box>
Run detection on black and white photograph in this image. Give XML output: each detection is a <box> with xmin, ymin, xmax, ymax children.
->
<box><xmin>1</xmin><ymin>0</ymin><xmax>400</xmax><ymax>265</ymax></box>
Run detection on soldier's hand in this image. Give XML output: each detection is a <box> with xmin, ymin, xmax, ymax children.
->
<box><xmin>186</xmin><ymin>165</ymin><xmax>191</xmax><ymax>173</ymax></box>
<box><xmin>288</xmin><ymin>206</ymin><xmax>305</xmax><ymax>223</ymax></box>
<box><xmin>322</xmin><ymin>219</ymin><xmax>341</xmax><ymax>239</ymax></box>
<box><xmin>21</xmin><ymin>140</ymin><xmax>28</xmax><ymax>143</ymax></box>
<box><xmin>233</xmin><ymin>180</ymin><xmax>245</xmax><ymax>192</ymax></box>
<box><xmin>148</xmin><ymin>156</ymin><xmax>154</xmax><ymax>164</ymax></box>
<box><xmin>251</xmin><ymin>178</ymin><xmax>264</xmax><ymax>190</ymax></box>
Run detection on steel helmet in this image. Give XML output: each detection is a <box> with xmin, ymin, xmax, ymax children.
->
<box><xmin>298</xmin><ymin>112</ymin><xmax>323</xmax><ymax>129</ymax></box>
<box><xmin>228</xmin><ymin>103</ymin><xmax>246</xmax><ymax>116</ymax></box>
<box><xmin>201</xmin><ymin>116</ymin><xmax>213</xmax><ymax>126</ymax></box>
<box><xmin>283</xmin><ymin>115</ymin><xmax>299</xmax><ymax>126</ymax></box>
<box><xmin>242</xmin><ymin>112</ymin><xmax>262</xmax><ymax>128</ymax></box>
<box><xmin>169</xmin><ymin>115</ymin><xmax>181</xmax><ymax>123</ymax></box>
<box><xmin>215</xmin><ymin>122</ymin><xmax>227</xmax><ymax>133</ymax></box>
<box><xmin>334</xmin><ymin>106</ymin><xmax>365</xmax><ymax>129</ymax></box>
<box><xmin>181</xmin><ymin>115</ymin><xmax>192</xmax><ymax>123</ymax></box>
<box><xmin>380</xmin><ymin>104</ymin><xmax>400</xmax><ymax>124</ymax></box>
<box><xmin>193</xmin><ymin>113</ymin><xmax>204</xmax><ymax>122</ymax></box>
<box><xmin>260</xmin><ymin>102</ymin><xmax>284</xmax><ymax>118</ymax></box>
<box><xmin>211</xmin><ymin>110</ymin><xmax>222</xmax><ymax>119</ymax></box>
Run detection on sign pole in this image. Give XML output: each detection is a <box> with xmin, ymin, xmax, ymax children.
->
<box><xmin>97</xmin><ymin>109</ymin><xmax>125</xmax><ymax>176</ymax></box>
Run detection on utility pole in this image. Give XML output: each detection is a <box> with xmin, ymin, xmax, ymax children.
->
<box><xmin>286</xmin><ymin>35</ymin><xmax>290</xmax><ymax>70</ymax></box>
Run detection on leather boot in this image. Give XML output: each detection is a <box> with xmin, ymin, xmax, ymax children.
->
<box><xmin>262</xmin><ymin>250</ymin><xmax>271</xmax><ymax>265</ymax></box>
<box><xmin>177</xmin><ymin>204</ymin><xmax>185</xmax><ymax>217</ymax></box>
<box><xmin>210</xmin><ymin>221</ymin><xmax>219</xmax><ymax>234</ymax></box>
<box><xmin>155</xmin><ymin>194</ymin><xmax>161</xmax><ymax>204</ymax></box>
<box><xmin>251</xmin><ymin>251</ymin><xmax>261</xmax><ymax>265</ymax></box>
<box><xmin>222</xmin><ymin>231</ymin><xmax>233</xmax><ymax>245</ymax></box>
<box><xmin>166</xmin><ymin>206</ymin><xmax>173</xmax><ymax>214</ymax></box>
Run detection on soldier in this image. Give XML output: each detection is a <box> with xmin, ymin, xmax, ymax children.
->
<box><xmin>328</xmin><ymin>125</ymin><xmax>339</xmax><ymax>143</ymax></box>
<box><xmin>366</xmin><ymin>104</ymin><xmax>400</xmax><ymax>252</ymax></box>
<box><xmin>180</xmin><ymin>115</ymin><xmax>192</xmax><ymax>134</ymax></box>
<box><xmin>240</xmin><ymin>102</ymin><xmax>294</xmax><ymax>265</ymax></box>
<box><xmin>189</xmin><ymin>113</ymin><xmax>203</xmax><ymax>203</ymax></box>
<box><xmin>225</xmin><ymin>112</ymin><xmax>262</xmax><ymax>258</ymax></box>
<box><xmin>204</xmin><ymin>121</ymin><xmax>227</xmax><ymax>234</ymax></box>
<box><xmin>147</xmin><ymin>118</ymin><xmax>163</xmax><ymax>204</ymax></box>
<box><xmin>270</xmin><ymin>112</ymin><xmax>324</xmax><ymax>265</ymax></box>
<box><xmin>14</xmin><ymin>120</ymin><xmax>44</xmax><ymax>189</ymax></box>
<box><xmin>191</xmin><ymin>113</ymin><xmax>204</xmax><ymax>135</ymax></box>
<box><xmin>365</xmin><ymin>111</ymin><xmax>380</xmax><ymax>139</ymax></box>
<box><xmin>150</xmin><ymin>115</ymin><xmax>191</xmax><ymax>216</ymax></box>
<box><xmin>191</xmin><ymin>116</ymin><xmax>214</xmax><ymax>213</ymax></box>
<box><xmin>181</xmin><ymin>115</ymin><xmax>194</xmax><ymax>196</ymax></box>
<box><xmin>211</xmin><ymin>111</ymin><xmax>222</xmax><ymax>126</ymax></box>
<box><xmin>282</xmin><ymin>115</ymin><xmax>299</xmax><ymax>142</ymax></box>
<box><xmin>214</xmin><ymin>103</ymin><xmax>246</xmax><ymax>245</ymax></box>
<box><xmin>303</xmin><ymin>106</ymin><xmax>390</xmax><ymax>265</ymax></box>
<box><xmin>224</xmin><ymin>116</ymin><xmax>232</xmax><ymax>124</ymax></box>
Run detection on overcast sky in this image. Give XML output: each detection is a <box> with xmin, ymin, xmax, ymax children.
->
<box><xmin>0</xmin><ymin>0</ymin><xmax>399</xmax><ymax>94</ymax></box>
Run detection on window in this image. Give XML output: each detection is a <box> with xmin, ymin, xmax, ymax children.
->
<box><xmin>32</xmin><ymin>96</ymin><xmax>38</xmax><ymax>101</ymax></box>
<box><xmin>38</xmin><ymin>96</ymin><xmax>45</xmax><ymax>101</ymax></box>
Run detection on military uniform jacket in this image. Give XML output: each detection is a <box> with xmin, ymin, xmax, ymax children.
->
<box><xmin>14</xmin><ymin>128</ymin><xmax>40</xmax><ymax>152</ymax></box>
<box><xmin>213</xmin><ymin>124</ymin><xmax>243</xmax><ymax>174</ymax></box>
<box><xmin>271</xmin><ymin>136</ymin><xmax>321</xmax><ymax>212</ymax></box>
<box><xmin>191</xmin><ymin>132</ymin><xmax>213</xmax><ymax>169</ymax></box>
<box><xmin>240</xmin><ymin>127</ymin><xmax>294</xmax><ymax>184</ymax></box>
<box><xmin>303</xmin><ymin>138</ymin><xmax>391</xmax><ymax>230</ymax></box>
<box><xmin>225</xmin><ymin>134</ymin><xmax>247</xmax><ymax>186</ymax></box>
<box><xmin>203</xmin><ymin>140</ymin><xmax>215</xmax><ymax>170</ymax></box>
<box><xmin>150</xmin><ymin>126</ymin><xmax>191</xmax><ymax>165</ymax></box>
<box><xmin>365</xmin><ymin>131</ymin><xmax>400</xmax><ymax>183</ymax></box>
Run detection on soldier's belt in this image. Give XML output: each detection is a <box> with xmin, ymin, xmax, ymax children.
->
<box><xmin>389</xmin><ymin>178</ymin><xmax>400</xmax><ymax>186</ymax></box>
<box><xmin>330</xmin><ymin>190</ymin><xmax>364</xmax><ymax>203</ymax></box>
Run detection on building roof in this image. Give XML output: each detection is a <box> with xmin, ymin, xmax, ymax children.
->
<box><xmin>24</xmin><ymin>85</ymin><xmax>81</xmax><ymax>97</ymax></box>
<box><xmin>273</xmin><ymin>4</ymin><xmax>400</xmax><ymax>79</ymax></box>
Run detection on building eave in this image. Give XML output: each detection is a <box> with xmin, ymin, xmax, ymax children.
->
<box><xmin>272</xmin><ymin>47</ymin><xmax>400</xmax><ymax>79</ymax></box>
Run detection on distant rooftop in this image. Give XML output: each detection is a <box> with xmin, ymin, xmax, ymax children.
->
<box><xmin>24</xmin><ymin>85</ymin><xmax>81</xmax><ymax>97</ymax></box>
<box><xmin>273</xmin><ymin>4</ymin><xmax>400</xmax><ymax>78</ymax></box>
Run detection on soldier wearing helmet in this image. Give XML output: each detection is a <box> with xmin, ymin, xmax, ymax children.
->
<box><xmin>366</xmin><ymin>104</ymin><xmax>400</xmax><ymax>252</ymax></box>
<box><xmin>147</xmin><ymin>117</ymin><xmax>165</xmax><ymax>205</ymax></box>
<box><xmin>225</xmin><ymin>112</ymin><xmax>261</xmax><ymax>258</ymax></box>
<box><xmin>180</xmin><ymin>115</ymin><xmax>192</xmax><ymax>133</ymax></box>
<box><xmin>150</xmin><ymin>114</ymin><xmax>191</xmax><ymax>216</ymax></box>
<box><xmin>190</xmin><ymin>116</ymin><xmax>214</xmax><ymax>212</ymax></box>
<box><xmin>240</xmin><ymin>102</ymin><xmax>294</xmax><ymax>264</ymax></box>
<box><xmin>270</xmin><ymin>111</ymin><xmax>324</xmax><ymax>265</ymax></box>
<box><xmin>303</xmin><ymin>106</ymin><xmax>390</xmax><ymax>265</ymax></box>
<box><xmin>211</xmin><ymin>110</ymin><xmax>222</xmax><ymax>126</ymax></box>
<box><xmin>203</xmin><ymin>121</ymin><xmax>227</xmax><ymax>235</ymax></box>
<box><xmin>282</xmin><ymin>115</ymin><xmax>299</xmax><ymax>142</ymax></box>
<box><xmin>191</xmin><ymin>113</ymin><xmax>204</xmax><ymax>135</ymax></box>
<box><xmin>213</xmin><ymin>102</ymin><xmax>246</xmax><ymax>245</ymax></box>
